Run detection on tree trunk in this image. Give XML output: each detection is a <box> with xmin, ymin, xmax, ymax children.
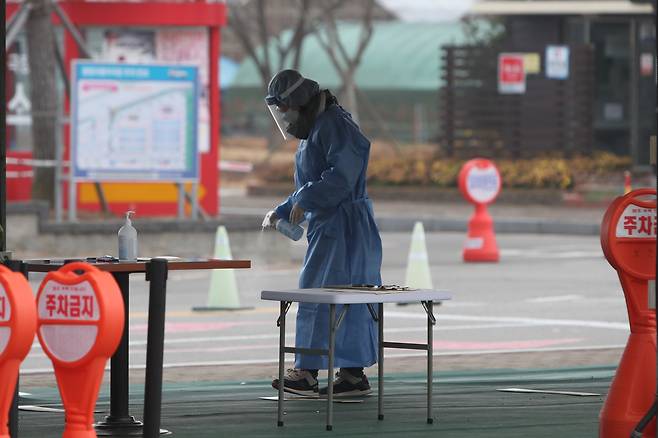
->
<box><xmin>342</xmin><ymin>74</ymin><xmax>359</xmax><ymax>124</ymax></box>
<box><xmin>26</xmin><ymin>0</ymin><xmax>57</xmax><ymax>205</ymax></box>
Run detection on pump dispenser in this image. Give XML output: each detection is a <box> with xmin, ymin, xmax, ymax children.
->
<box><xmin>118</xmin><ymin>211</ymin><xmax>138</xmax><ymax>260</ymax></box>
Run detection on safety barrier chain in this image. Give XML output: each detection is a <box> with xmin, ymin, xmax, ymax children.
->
<box><xmin>5</xmin><ymin>158</ymin><xmax>254</xmax><ymax>174</ymax></box>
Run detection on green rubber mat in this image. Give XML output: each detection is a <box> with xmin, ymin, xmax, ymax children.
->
<box><xmin>16</xmin><ymin>366</ymin><xmax>614</xmax><ymax>437</ymax></box>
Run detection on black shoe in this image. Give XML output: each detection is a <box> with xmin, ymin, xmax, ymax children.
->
<box><xmin>272</xmin><ymin>369</ymin><xmax>319</xmax><ymax>397</ymax></box>
<box><xmin>319</xmin><ymin>369</ymin><xmax>372</xmax><ymax>398</ymax></box>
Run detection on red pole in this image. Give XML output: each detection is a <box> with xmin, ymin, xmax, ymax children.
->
<box><xmin>63</xmin><ymin>31</ymin><xmax>79</xmax><ymax>211</ymax></box>
<box><xmin>203</xmin><ymin>26</ymin><xmax>220</xmax><ymax>216</ymax></box>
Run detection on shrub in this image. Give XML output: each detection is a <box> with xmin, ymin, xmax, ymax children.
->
<box><xmin>253</xmin><ymin>147</ymin><xmax>631</xmax><ymax>190</ymax></box>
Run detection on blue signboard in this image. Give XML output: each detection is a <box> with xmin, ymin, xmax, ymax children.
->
<box><xmin>71</xmin><ymin>61</ymin><xmax>199</xmax><ymax>181</ymax></box>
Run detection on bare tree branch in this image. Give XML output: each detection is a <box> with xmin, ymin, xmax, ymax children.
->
<box><xmin>229</xmin><ymin>4</ymin><xmax>271</xmax><ymax>83</ymax></box>
<box><xmin>256</xmin><ymin>0</ymin><xmax>272</xmax><ymax>81</ymax></box>
<box><xmin>312</xmin><ymin>0</ymin><xmax>376</xmax><ymax>122</ymax></box>
<box><xmin>226</xmin><ymin>0</ymin><xmax>319</xmax><ymax>150</ymax></box>
<box><xmin>351</xmin><ymin>0</ymin><xmax>374</xmax><ymax>71</ymax></box>
<box><xmin>288</xmin><ymin>0</ymin><xmax>311</xmax><ymax>69</ymax></box>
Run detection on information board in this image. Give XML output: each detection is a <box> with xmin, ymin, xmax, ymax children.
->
<box><xmin>71</xmin><ymin>61</ymin><xmax>199</xmax><ymax>181</ymax></box>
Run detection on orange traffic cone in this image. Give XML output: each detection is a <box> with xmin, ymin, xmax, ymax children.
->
<box><xmin>600</xmin><ymin>189</ymin><xmax>657</xmax><ymax>437</ymax></box>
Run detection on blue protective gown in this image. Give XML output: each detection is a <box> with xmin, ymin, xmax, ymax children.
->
<box><xmin>275</xmin><ymin>104</ymin><xmax>383</xmax><ymax>370</ymax></box>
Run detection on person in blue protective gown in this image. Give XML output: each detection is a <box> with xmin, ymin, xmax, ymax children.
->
<box><xmin>262</xmin><ymin>69</ymin><xmax>383</xmax><ymax>397</ymax></box>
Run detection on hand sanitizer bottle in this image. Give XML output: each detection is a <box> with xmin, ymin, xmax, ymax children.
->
<box><xmin>275</xmin><ymin>219</ymin><xmax>304</xmax><ymax>241</ymax></box>
<box><xmin>118</xmin><ymin>211</ymin><xmax>138</xmax><ymax>260</ymax></box>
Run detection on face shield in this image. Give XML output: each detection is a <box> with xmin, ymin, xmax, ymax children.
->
<box><xmin>267</xmin><ymin>104</ymin><xmax>291</xmax><ymax>140</ymax></box>
<box><xmin>265</xmin><ymin>76</ymin><xmax>305</xmax><ymax>140</ymax></box>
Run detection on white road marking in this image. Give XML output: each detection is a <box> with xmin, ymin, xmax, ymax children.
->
<box><xmin>440</xmin><ymin>301</ymin><xmax>487</xmax><ymax>308</ymax></box>
<box><xmin>500</xmin><ymin>249</ymin><xmax>602</xmax><ymax>259</ymax></box>
<box><xmin>27</xmin><ymin>322</ymin><xmax>538</xmax><ymax>352</ymax></box>
<box><xmin>526</xmin><ymin>295</ymin><xmax>583</xmax><ymax>303</ymax></box>
<box><xmin>19</xmin><ymin>344</ymin><xmax>627</xmax><ymax>374</ymax></box>
<box><xmin>385</xmin><ymin>311</ymin><xmax>629</xmax><ymax>330</ymax></box>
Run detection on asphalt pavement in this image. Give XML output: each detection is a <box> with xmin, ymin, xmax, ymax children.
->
<box><xmin>19</xmin><ymin>228</ymin><xmax>628</xmax><ymax>386</ymax></box>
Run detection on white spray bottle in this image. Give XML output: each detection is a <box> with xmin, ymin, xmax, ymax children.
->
<box><xmin>118</xmin><ymin>211</ymin><xmax>138</xmax><ymax>260</ymax></box>
<box><xmin>275</xmin><ymin>218</ymin><xmax>304</xmax><ymax>241</ymax></box>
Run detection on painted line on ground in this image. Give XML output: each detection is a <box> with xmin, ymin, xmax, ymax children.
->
<box><xmin>385</xmin><ymin>312</ymin><xmax>629</xmax><ymax>330</ymax></box>
<box><xmin>18</xmin><ymin>344</ymin><xmax>627</xmax><ymax>375</ymax></box>
<box><xmin>25</xmin><ymin>319</ymin><xmax>618</xmax><ymax>352</ymax></box>
<box><xmin>27</xmin><ymin>322</ymin><xmax>538</xmax><ymax>350</ymax></box>
<box><xmin>127</xmin><ymin>306</ymin><xmax>279</xmax><ymax>319</ymax></box>
<box><xmin>526</xmin><ymin>294</ymin><xmax>584</xmax><ymax>303</ymax></box>
<box><xmin>500</xmin><ymin>249</ymin><xmax>603</xmax><ymax>259</ymax></box>
<box><xmin>157</xmin><ymin>337</ymin><xmax>584</xmax><ymax>355</ymax></box>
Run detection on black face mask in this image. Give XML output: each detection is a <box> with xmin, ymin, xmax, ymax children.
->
<box><xmin>286</xmin><ymin>90</ymin><xmax>338</xmax><ymax>140</ymax></box>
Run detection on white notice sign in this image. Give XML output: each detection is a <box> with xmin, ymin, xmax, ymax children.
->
<box><xmin>546</xmin><ymin>46</ymin><xmax>570</xmax><ymax>80</ymax></box>
<box><xmin>466</xmin><ymin>166</ymin><xmax>501</xmax><ymax>204</ymax></box>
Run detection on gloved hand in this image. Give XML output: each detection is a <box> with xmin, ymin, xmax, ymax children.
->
<box><xmin>289</xmin><ymin>203</ymin><xmax>305</xmax><ymax>225</ymax></box>
<box><xmin>262</xmin><ymin>210</ymin><xmax>279</xmax><ymax>229</ymax></box>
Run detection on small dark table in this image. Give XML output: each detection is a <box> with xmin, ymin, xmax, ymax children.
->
<box><xmin>11</xmin><ymin>257</ymin><xmax>250</xmax><ymax>438</ymax></box>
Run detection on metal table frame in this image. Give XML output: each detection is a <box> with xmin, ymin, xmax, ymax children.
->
<box><xmin>263</xmin><ymin>288</ymin><xmax>451</xmax><ymax>431</ymax></box>
<box><xmin>9</xmin><ymin>257</ymin><xmax>250</xmax><ymax>438</ymax></box>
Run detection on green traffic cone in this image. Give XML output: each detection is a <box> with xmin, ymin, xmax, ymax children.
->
<box><xmin>404</xmin><ymin>221</ymin><xmax>433</xmax><ymax>290</ymax></box>
<box><xmin>192</xmin><ymin>226</ymin><xmax>252</xmax><ymax>311</ymax></box>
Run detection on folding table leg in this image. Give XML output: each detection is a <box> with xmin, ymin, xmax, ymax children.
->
<box><xmin>378</xmin><ymin>302</ymin><xmax>384</xmax><ymax>420</ymax></box>
<box><xmin>326</xmin><ymin>304</ymin><xmax>336</xmax><ymax>431</ymax></box>
<box><xmin>427</xmin><ymin>301</ymin><xmax>434</xmax><ymax>424</ymax></box>
<box><xmin>277</xmin><ymin>301</ymin><xmax>286</xmax><ymax>427</ymax></box>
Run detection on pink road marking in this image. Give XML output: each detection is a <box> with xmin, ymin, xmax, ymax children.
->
<box><xmin>433</xmin><ymin>338</ymin><xmax>584</xmax><ymax>351</ymax></box>
<box><xmin>130</xmin><ymin>321</ymin><xmax>268</xmax><ymax>334</ymax></box>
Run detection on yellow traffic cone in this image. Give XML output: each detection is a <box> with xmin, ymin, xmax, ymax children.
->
<box><xmin>192</xmin><ymin>226</ymin><xmax>252</xmax><ymax>311</ymax></box>
<box><xmin>404</xmin><ymin>222</ymin><xmax>433</xmax><ymax>290</ymax></box>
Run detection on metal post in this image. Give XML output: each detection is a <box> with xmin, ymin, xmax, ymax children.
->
<box><xmin>378</xmin><ymin>302</ymin><xmax>384</xmax><ymax>420</ymax></box>
<box><xmin>327</xmin><ymin>304</ymin><xmax>336</xmax><ymax>431</ymax></box>
<box><xmin>177</xmin><ymin>183</ymin><xmax>185</xmax><ymax>219</ymax></box>
<box><xmin>277</xmin><ymin>301</ymin><xmax>286</xmax><ymax>427</ymax></box>
<box><xmin>143</xmin><ymin>259</ymin><xmax>169</xmax><ymax>438</ymax></box>
<box><xmin>427</xmin><ymin>301</ymin><xmax>434</xmax><ymax>424</ymax></box>
<box><xmin>5</xmin><ymin>3</ymin><xmax>31</xmax><ymax>50</ymax></box>
<box><xmin>50</xmin><ymin>0</ymin><xmax>93</xmax><ymax>58</ymax></box>
<box><xmin>583</xmin><ymin>16</ymin><xmax>591</xmax><ymax>44</ymax></box>
<box><xmin>630</xmin><ymin>18</ymin><xmax>640</xmax><ymax>167</ymax></box>
<box><xmin>110</xmin><ymin>272</ymin><xmax>130</xmax><ymax>418</ymax></box>
<box><xmin>95</xmin><ymin>272</ymin><xmax>143</xmax><ymax>435</ymax></box>
<box><xmin>9</xmin><ymin>378</ymin><xmax>18</xmax><ymax>438</ymax></box>
<box><xmin>191</xmin><ymin>182</ymin><xmax>199</xmax><ymax>220</ymax></box>
<box><xmin>68</xmin><ymin>164</ymin><xmax>77</xmax><ymax>222</ymax></box>
<box><xmin>54</xmin><ymin>113</ymin><xmax>64</xmax><ymax>223</ymax></box>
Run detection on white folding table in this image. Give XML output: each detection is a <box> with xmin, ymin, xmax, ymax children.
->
<box><xmin>260</xmin><ymin>287</ymin><xmax>452</xmax><ymax>431</ymax></box>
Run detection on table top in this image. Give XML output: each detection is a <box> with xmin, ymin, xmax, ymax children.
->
<box><xmin>261</xmin><ymin>288</ymin><xmax>452</xmax><ymax>304</ymax></box>
<box><xmin>23</xmin><ymin>258</ymin><xmax>251</xmax><ymax>273</ymax></box>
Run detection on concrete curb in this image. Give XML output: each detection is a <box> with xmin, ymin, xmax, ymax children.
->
<box><xmin>377</xmin><ymin>216</ymin><xmax>600</xmax><ymax>235</ymax></box>
<box><xmin>8</xmin><ymin>202</ymin><xmax>600</xmax><ymax>236</ymax></box>
<box><xmin>39</xmin><ymin>215</ymin><xmax>263</xmax><ymax>235</ymax></box>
